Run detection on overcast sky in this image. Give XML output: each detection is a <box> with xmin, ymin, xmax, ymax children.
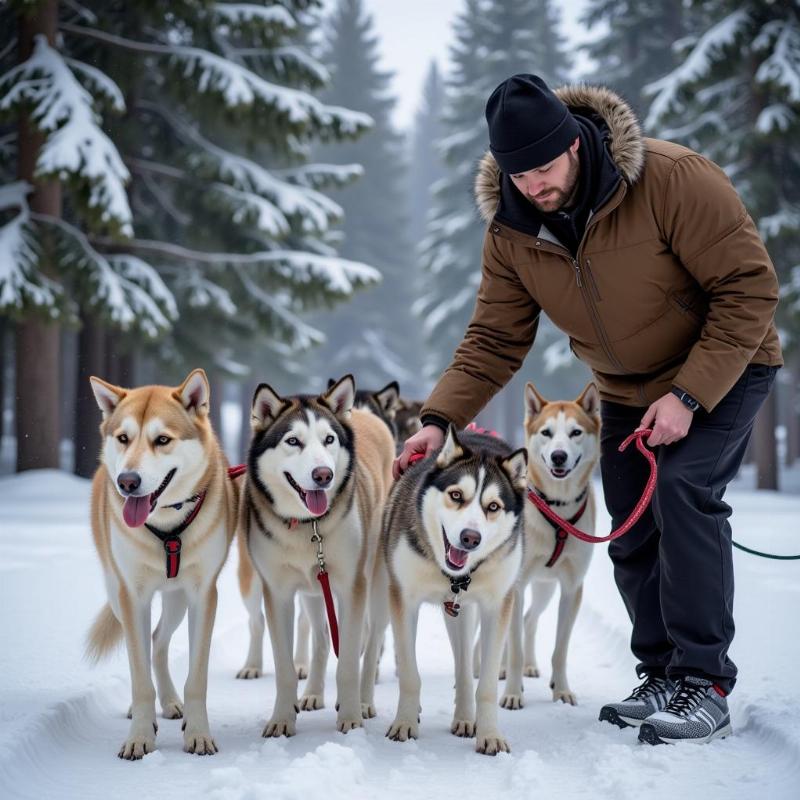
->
<box><xmin>345</xmin><ymin>0</ymin><xmax>595</xmax><ymax>130</ymax></box>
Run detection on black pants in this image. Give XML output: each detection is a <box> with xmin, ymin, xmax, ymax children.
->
<box><xmin>600</xmin><ymin>364</ymin><xmax>777</xmax><ymax>694</ymax></box>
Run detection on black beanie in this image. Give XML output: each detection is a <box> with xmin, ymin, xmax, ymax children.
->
<box><xmin>485</xmin><ymin>74</ymin><xmax>580</xmax><ymax>174</ymax></box>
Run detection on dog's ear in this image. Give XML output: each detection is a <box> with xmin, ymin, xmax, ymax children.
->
<box><xmin>524</xmin><ymin>382</ymin><xmax>547</xmax><ymax>421</ymax></box>
<box><xmin>176</xmin><ymin>369</ymin><xmax>210</xmax><ymax>416</ymax></box>
<box><xmin>374</xmin><ymin>381</ymin><xmax>400</xmax><ymax>418</ymax></box>
<box><xmin>322</xmin><ymin>374</ymin><xmax>355</xmax><ymax>418</ymax></box>
<box><xmin>327</xmin><ymin>378</ymin><xmax>335</xmax><ymax>389</ymax></box>
<box><xmin>500</xmin><ymin>448</ymin><xmax>529</xmax><ymax>490</ymax></box>
<box><xmin>437</xmin><ymin>424</ymin><xmax>466</xmax><ymax>468</ymax></box>
<box><xmin>577</xmin><ymin>382</ymin><xmax>600</xmax><ymax>417</ymax></box>
<box><xmin>251</xmin><ymin>383</ymin><xmax>287</xmax><ymax>430</ymax></box>
<box><xmin>89</xmin><ymin>376</ymin><xmax>126</xmax><ymax>418</ymax></box>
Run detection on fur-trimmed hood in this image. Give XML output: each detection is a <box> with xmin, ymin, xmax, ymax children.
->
<box><xmin>475</xmin><ymin>84</ymin><xmax>645</xmax><ymax>223</ymax></box>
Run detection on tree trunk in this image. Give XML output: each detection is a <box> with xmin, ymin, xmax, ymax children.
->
<box><xmin>74</xmin><ymin>315</ymin><xmax>106</xmax><ymax>477</ymax></box>
<box><xmin>15</xmin><ymin>1</ymin><xmax>63</xmax><ymax>472</ymax></box>
<box><xmin>753</xmin><ymin>384</ymin><xmax>779</xmax><ymax>491</ymax></box>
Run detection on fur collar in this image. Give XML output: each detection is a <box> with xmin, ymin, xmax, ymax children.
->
<box><xmin>475</xmin><ymin>84</ymin><xmax>645</xmax><ymax>224</ymax></box>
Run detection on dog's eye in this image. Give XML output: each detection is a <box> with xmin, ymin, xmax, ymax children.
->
<box><xmin>569</xmin><ymin>430</ymin><xmax>583</xmax><ymax>438</ymax></box>
<box><xmin>540</xmin><ymin>429</ymin><xmax>553</xmax><ymax>438</ymax></box>
<box><xmin>487</xmin><ymin>501</ymin><xmax>501</xmax><ymax>514</ymax></box>
<box><xmin>155</xmin><ymin>435</ymin><xmax>172</xmax><ymax>446</ymax></box>
<box><xmin>324</xmin><ymin>434</ymin><xmax>335</xmax><ymax>445</ymax></box>
<box><xmin>117</xmin><ymin>433</ymin><xmax>129</xmax><ymax>445</ymax></box>
<box><xmin>449</xmin><ymin>490</ymin><xmax>463</xmax><ymax>503</ymax></box>
<box><xmin>286</xmin><ymin>436</ymin><xmax>300</xmax><ymax>447</ymax></box>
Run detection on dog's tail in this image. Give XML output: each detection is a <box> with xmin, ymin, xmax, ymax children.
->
<box><xmin>85</xmin><ymin>603</ymin><xmax>123</xmax><ymax>664</ymax></box>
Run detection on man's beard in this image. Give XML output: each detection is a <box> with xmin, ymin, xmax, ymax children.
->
<box><xmin>528</xmin><ymin>150</ymin><xmax>580</xmax><ymax>213</ymax></box>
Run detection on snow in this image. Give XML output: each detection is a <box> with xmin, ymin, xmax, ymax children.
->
<box><xmin>0</xmin><ymin>36</ymin><xmax>133</xmax><ymax>236</ymax></box>
<box><xmin>0</xmin><ymin>181</ymin><xmax>62</xmax><ymax>313</ymax></box>
<box><xmin>643</xmin><ymin>10</ymin><xmax>751</xmax><ymax>129</ymax></box>
<box><xmin>212</xmin><ymin>3</ymin><xmax>297</xmax><ymax>33</ymax></box>
<box><xmin>1</xmin><ymin>470</ymin><xmax>798</xmax><ymax>799</ymax></box>
<box><xmin>754</xmin><ymin>19</ymin><xmax>800</xmax><ymax>104</ymax></box>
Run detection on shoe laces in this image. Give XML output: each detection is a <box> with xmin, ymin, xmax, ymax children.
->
<box><xmin>663</xmin><ymin>679</ymin><xmax>707</xmax><ymax>718</ymax></box>
<box><xmin>627</xmin><ymin>674</ymin><xmax>668</xmax><ymax>701</ymax></box>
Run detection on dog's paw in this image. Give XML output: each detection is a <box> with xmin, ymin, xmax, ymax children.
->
<box><xmin>336</xmin><ymin>712</ymin><xmax>363</xmax><ymax>733</ymax></box>
<box><xmin>450</xmin><ymin>718</ymin><xmax>475</xmax><ymax>738</ymax></box>
<box><xmin>296</xmin><ymin>665</ymin><xmax>309</xmax><ymax>680</ymax></box>
<box><xmin>161</xmin><ymin>700</ymin><xmax>183</xmax><ymax>719</ymax></box>
<box><xmin>236</xmin><ymin>666</ymin><xmax>262</xmax><ymax>680</ymax></box>
<box><xmin>386</xmin><ymin>718</ymin><xmax>418</xmax><ymax>742</ymax></box>
<box><xmin>524</xmin><ymin>665</ymin><xmax>540</xmax><ymax>678</ymax></box>
<box><xmin>552</xmin><ymin>688</ymin><xmax>577</xmax><ymax>705</ymax></box>
<box><xmin>500</xmin><ymin>693</ymin><xmax>523</xmax><ymax>710</ymax></box>
<box><xmin>475</xmin><ymin>732</ymin><xmax>510</xmax><ymax>756</ymax></box>
<box><xmin>183</xmin><ymin>728</ymin><xmax>218</xmax><ymax>756</ymax></box>
<box><xmin>118</xmin><ymin>734</ymin><xmax>156</xmax><ymax>760</ymax></box>
<box><xmin>262</xmin><ymin>717</ymin><xmax>296</xmax><ymax>738</ymax></box>
<box><xmin>361</xmin><ymin>702</ymin><xmax>377</xmax><ymax>719</ymax></box>
<box><xmin>299</xmin><ymin>693</ymin><xmax>324</xmax><ymax>711</ymax></box>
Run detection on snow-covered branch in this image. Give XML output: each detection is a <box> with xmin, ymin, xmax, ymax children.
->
<box><xmin>0</xmin><ymin>35</ymin><xmax>132</xmax><ymax>235</ymax></box>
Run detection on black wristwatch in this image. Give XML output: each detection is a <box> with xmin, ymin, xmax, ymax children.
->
<box><xmin>671</xmin><ymin>387</ymin><xmax>700</xmax><ymax>412</ymax></box>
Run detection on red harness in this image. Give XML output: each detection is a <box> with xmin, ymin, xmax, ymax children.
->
<box><xmin>526</xmin><ymin>428</ymin><xmax>656</xmax><ymax>546</ymax></box>
<box><xmin>145</xmin><ymin>490</ymin><xmax>207</xmax><ymax>579</ymax></box>
<box><xmin>529</xmin><ymin>491</ymin><xmax>589</xmax><ymax>568</ymax></box>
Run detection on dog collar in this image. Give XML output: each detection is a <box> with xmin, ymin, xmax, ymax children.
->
<box><xmin>530</xmin><ymin>486</ymin><xmax>587</xmax><ymax>508</ymax></box>
<box><xmin>145</xmin><ymin>489</ymin><xmax>207</xmax><ymax>578</ymax></box>
<box><xmin>442</xmin><ymin>571</ymin><xmax>472</xmax><ymax>617</ymax></box>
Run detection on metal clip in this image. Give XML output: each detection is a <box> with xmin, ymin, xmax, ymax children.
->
<box><xmin>310</xmin><ymin>520</ymin><xmax>326</xmax><ymax>573</ymax></box>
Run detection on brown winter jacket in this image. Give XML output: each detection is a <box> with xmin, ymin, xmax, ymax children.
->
<box><xmin>422</xmin><ymin>85</ymin><xmax>782</xmax><ymax>428</ymax></box>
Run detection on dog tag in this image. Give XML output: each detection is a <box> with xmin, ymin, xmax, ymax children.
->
<box><xmin>444</xmin><ymin>601</ymin><xmax>460</xmax><ymax>618</ymax></box>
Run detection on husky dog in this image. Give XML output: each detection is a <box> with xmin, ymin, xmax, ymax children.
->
<box><xmin>381</xmin><ymin>426</ymin><xmax>527</xmax><ymax>755</ymax></box>
<box><xmin>288</xmin><ymin>379</ymin><xmax>403</xmax><ymax>680</ymax></box>
<box><xmin>238</xmin><ymin>375</ymin><xmax>394</xmax><ymax>736</ymax></box>
<box><xmin>498</xmin><ymin>382</ymin><xmax>599</xmax><ymax>710</ymax></box>
<box><xmin>394</xmin><ymin>397</ymin><xmax>423</xmax><ymax>450</ymax></box>
<box><xmin>86</xmin><ymin>370</ymin><xmax>238</xmax><ymax>759</ymax></box>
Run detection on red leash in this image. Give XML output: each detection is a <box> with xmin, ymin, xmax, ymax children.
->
<box><xmin>527</xmin><ymin>428</ymin><xmax>656</xmax><ymax>543</ymax></box>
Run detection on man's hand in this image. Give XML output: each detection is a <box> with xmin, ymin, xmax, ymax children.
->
<box><xmin>637</xmin><ymin>393</ymin><xmax>694</xmax><ymax>447</ymax></box>
<box><xmin>392</xmin><ymin>425</ymin><xmax>445</xmax><ymax>479</ymax></box>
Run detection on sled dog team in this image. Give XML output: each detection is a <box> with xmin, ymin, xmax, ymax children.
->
<box><xmin>86</xmin><ymin>369</ymin><xmax>599</xmax><ymax>759</ymax></box>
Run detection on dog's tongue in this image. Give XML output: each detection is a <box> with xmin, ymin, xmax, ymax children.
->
<box><xmin>447</xmin><ymin>545</ymin><xmax>468</xmax><ymax>568</ymax></box>
<box><xmin>123</xmin><ymin>494</ymin><xmax>152</xmax><ymax>528</ymax></box>
<box><xmin>304</xmin><ymin>490</ymin><xmax>328</xmax><ymax>516</ymax></box>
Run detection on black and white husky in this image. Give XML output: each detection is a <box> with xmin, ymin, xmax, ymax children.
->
<box><xmin>379</xmin><ymin>425</ymin><xmax>527</xmax><ymax>755</ymax></box>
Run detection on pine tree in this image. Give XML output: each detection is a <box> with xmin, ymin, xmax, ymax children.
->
<box><xmin>644</xmin><ymin>0</ymin><xmax>800</xmax><ymax>488</ymax></box>
<box><xmin>416</xmin><ymin>0</ymin><xmax>572</xmax><ymax>392</ymax></box>
<box><xmin>580</xmin><ymin>0</ymin><xmax>690</xmax><ymax>118</ymax></box>
<box><xmin>408</xmin><ymin>61</ymin><xmax>446</xmax><ymax>247</ymax></box>
<box><xmin>0</xmin><ymin>1</ymin><xmax>379</xmax><ymax>470</ymax></box>
<box><xmin>308</xmin><ymin>0</ymin><xmax>420</xmax><ymax>396</ymax></box>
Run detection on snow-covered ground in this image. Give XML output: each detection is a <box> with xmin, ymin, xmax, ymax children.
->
<box><xmin>1</xmin><ymin>470</ymin><xmax>798</xmax><ymax>800</ymax></box>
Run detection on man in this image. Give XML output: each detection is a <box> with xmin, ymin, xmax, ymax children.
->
<box><xmin>395</xmin><ymin>74</ymin><xmax>782</xmax><ymax>745</ymax></box>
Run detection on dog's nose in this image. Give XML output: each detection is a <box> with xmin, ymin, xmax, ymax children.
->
<box><xmin>117</xmin><ymin>471</ymin><xmax>142</xmax><ymax>494</ymax></box>
<box><xmin>459</xmin><ymin>528</ymin><xmax>481</xmax><ymax>551</ymax></box>
<box><xmin>551</xmin><ymin>450</ymin><xmax>568</xmax><ymax>467</ymax></box>
<box><xmin>312</xmin><ymin>467</ymin><xmax>333</xmax><ymax>487</ymax></box>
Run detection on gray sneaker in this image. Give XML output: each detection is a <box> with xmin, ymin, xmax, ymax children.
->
<box><xmin>599</xmin><ymin>673</ymin><xmax>675</xmax><ymax>728</ymax></box>
<box><xmin>638</xmin><ymin>676</ymin><xmax>731</xmax><ymax>744</ymax></box>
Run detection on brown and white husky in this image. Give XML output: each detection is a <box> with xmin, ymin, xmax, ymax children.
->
<box><xmin>86</xmin><ymin>369</ymin><xmax>238</xmax><ymax>759</ymax></box>
<box><xmin>497</xmin><ymin>382</ymin><xmax>600</xmax><ymax>710</ymax></box>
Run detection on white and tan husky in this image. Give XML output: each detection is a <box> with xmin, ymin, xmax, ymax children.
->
<box><xmin>86</xmin><ymin>369</ymin><xmax>238</xmax><ymax>759</ymax></box>
<box><xmin>498</xmin><ymin>382</ymin><xmax>599</xmax><ymax>710</ymax></box>
<box><xmin>238</xmin><ymin>375</ymin><xmax>394</xmax><ymax>736</ymax></box>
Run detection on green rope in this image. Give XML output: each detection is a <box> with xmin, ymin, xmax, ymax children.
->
<box><xmin>732</xmin><ymin>541</ymin><xmax>800</xmax><ymax>560</ymax></box>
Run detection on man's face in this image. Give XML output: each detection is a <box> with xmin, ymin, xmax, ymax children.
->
<box><xmin>509</xmin><ymin>137</ymin><xmax>580</xmax><ymax>213</ymax></box>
